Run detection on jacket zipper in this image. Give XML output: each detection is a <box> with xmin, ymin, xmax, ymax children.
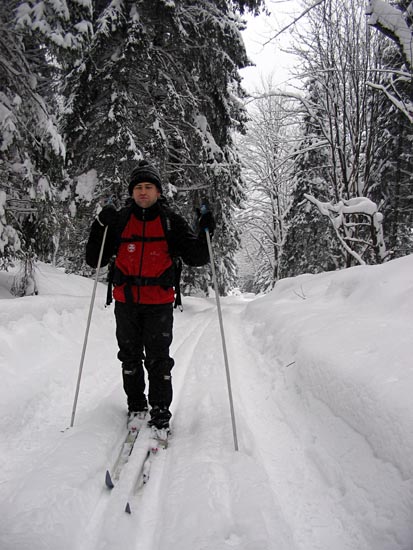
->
<box><xmin>136</xmin><ymin>209</ymin><xmax>146</xmax><ymax>303</ymax></box>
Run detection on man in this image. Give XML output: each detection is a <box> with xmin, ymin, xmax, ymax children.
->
<box><xmin>86</xmin><ymin>160</ymin><xmax>214</xmax><ymax>432</ymax></box>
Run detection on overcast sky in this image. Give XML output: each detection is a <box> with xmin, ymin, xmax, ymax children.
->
<box><xmin>240</xmin><ymin>1</ymin><xmax>302</xmax><ymax>93</ymax></box>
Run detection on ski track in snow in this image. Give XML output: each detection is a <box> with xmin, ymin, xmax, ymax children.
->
<box><xmin>1</xmin><ymin>259</ymin><xmax>413</xmax><ymax>550</ymax></box>
<box><xmin>77</xmin><ymin>306</ymin><xmax>216</xmax><ymax>550</ymax></box>
<box><xmin>225</xmin><ymin>303</ymin><xmax>369</xmax><ymax>549</ymax></box>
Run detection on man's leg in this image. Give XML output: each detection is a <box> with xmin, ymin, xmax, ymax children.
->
<box><xmin>143</xmin><ymin>303</ymin><xmax>174</xmax><ymax>424</ymax></box>
<box><xmin>114</xmin><ymin>301</ymin><xmax>147</xmax><ymax>412</ymax></box>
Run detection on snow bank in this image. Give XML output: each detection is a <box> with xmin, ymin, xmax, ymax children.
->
<box><xmin>244</xmin><ymin>254</ymin><xmax>413</xmax><ymax>548</ymax></box>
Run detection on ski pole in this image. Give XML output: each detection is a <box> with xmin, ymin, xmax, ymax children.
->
<box><xmin>70</xmin><ymin>225</ymin><xmax>108</xmax><ymax>428</ymax></box>
<box><xmin>201</xmin><ymin>205</ymin><xmax>239</xmax><ymax>452</ymax></box>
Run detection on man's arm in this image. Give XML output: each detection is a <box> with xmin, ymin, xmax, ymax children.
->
<box><xmin>85</xmin><ymin>207</ymin><xmax>119</xmax><ymax>268</ymax></box>
<box><xmin>169</xmin><ymin>210</ymin><xmax>213</xmax><ymax>267</ymax></box>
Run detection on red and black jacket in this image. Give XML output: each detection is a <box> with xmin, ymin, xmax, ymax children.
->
<box><xmin>86</xmin><ymin>200</ymin><xmax>209</xmax><ymax>305</ymax></box>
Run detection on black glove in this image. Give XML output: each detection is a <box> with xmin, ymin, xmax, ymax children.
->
<box><xmin>198</xmin><ymin>209</ymin><xmax>215</xmax><ymax>237</ymax></box>
<box><xmin>98</xmin><ymin>205</ymin><xmax>118</xmax><ymax>227</ymax></box>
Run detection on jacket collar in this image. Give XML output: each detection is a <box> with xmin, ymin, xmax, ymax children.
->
<box><xmin>131</xmin><ymin>200</ymin><xmax>161</xmax><ymax>221</ymax></box>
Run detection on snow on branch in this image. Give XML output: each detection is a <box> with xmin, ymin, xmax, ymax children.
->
<box><xmin>16</xmin><ymin>1</ymin><xmax>93</xmax><ymax>50</ymax></box>
<box><xmin>97</xmin><ymin>0</ymin><xmax>126</xmax><ymax>35</ymax></box>
<box><xmin>304</xmin><ymin>194</ymin><xmax>388</xmax><ymax>265</ymax></box>
<box><xmin>366</xmin><ymin>0</ymin><xmax>413</xmax><ymax>70</ymax></box>
<box><xmin>0</xmin><ymin>190</ymin><xmax>21</xmax><ymax>259</ymax></box>
<box><xmin>367</xmin><ymin>80</ymin><xmax>413</xmax><ymax>124</ymax></box>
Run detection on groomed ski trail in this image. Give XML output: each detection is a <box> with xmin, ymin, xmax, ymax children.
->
<box><xmin>222</xmin><ymin>299</ymin><xmax>370</xmax><ymax>549</ymax></box>
<box><xmin>134</xmin><ymin>297</ymin><xmax>371</xmax><ymax>550</ymax></box>
<box><xmin>137</xmin><ymin>298</ymin><xmax>295</xmax><ymax>550</ymax></box>
<box><xmin>80</xmin><ymin>298</ymin><xmax>295</xmax><ymax>550</ymax></box>
<box><xmin>0</xmin><ymin>290</ymin><xmax>377</xmax><ymax>550</ymax></box>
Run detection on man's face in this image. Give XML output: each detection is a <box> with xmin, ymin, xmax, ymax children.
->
<box><xmin>132</xmin><ymin>182</ymin><xmax>160</xmax><ymax>208</ymax></box>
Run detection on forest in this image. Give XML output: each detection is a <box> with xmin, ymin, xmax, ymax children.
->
<box><xmin>1</xmin><ymin>0</ymin><xmax>412</xmax><ymax>296</ymax></box>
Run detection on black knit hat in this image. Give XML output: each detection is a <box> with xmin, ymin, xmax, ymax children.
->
<box><xmin>128</xmin><ymin>160</ymin><xmax>162</xmax><ymax>195</ymax></box>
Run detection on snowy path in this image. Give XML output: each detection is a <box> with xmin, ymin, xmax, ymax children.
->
<box><xmin>73</xmin><ymin>298</ymin><xmax>297</xmax><ymax>550</ymax></box>
<box><xmin>1</xmin><ymin>260</ymin><xmax>413</xmax><ymax>550</ymax></box>
<box><xmin>224</xmin><ymin>302</ymin><xmax>369</xmax><ymax>549</ymax></box>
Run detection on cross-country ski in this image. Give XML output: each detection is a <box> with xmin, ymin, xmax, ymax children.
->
<box><xmin>124</xmin><ymin>427</ymin><xmax>168</xmax><ymax>515</ymax></box>
<box><xmin>105</xmin><ymin>429</ymin><xmax>139</xmax><ymax>490</ymax></box>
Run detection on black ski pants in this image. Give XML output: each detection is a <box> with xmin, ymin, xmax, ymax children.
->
<box><xmin>114</xmin><ymin>301</ymin><xmax>174</xmax><ymax>412</ymax></box>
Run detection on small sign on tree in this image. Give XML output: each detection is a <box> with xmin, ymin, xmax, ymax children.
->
<box><xmin>5</xmin><ymin>198</ymin><xmax>38</xmax><ymax>214</ymax></box>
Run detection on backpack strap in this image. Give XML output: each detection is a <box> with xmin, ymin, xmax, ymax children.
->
<box><xmin>159</xmin><ymin>206</ymin><xmax>184</xmax><ymax>311</ymax></box>
<box><xmin>173</xmin><ymin>257</ymin><xmax>183</xmax><ymax>311</ymax></box>
<box><xmin>112</xmin><ymin>264</ymin><xmax>175</xmax><ymax>288</ymax></box>
<box><xmin>120</xmin><ymin>235</ymin><xmax>166</xmax><ymax>243</ymax></box>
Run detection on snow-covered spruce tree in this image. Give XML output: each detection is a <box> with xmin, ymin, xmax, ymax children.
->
<box><xmin>378</xmin><ymin>109</ymin><xmax>413</xmax><ymax>257</ymax></box>
<box><xmin>16</xmin><ymin>0</ymin><xmax>94</xmax><ymax>274</ymax></box>
<box><xmin>366</xmin><ymin>4</ymin><xmax>413</xmax><ymax>258</ymax></box>
<box><xmin>62</xmin><ymin>0</ymin><xmax>264</xmax><ymax>293</ymax></box>
<box><xmin>0</xmin><ymin>1</ymin><xmax>66</xmax><ymax>289</ymax></box>
<box><xmin>16</xmin><ymin>0</ymin><xmax>93</xmax><ymax>57</ymax></box>
<box><xmin>281</xmin><ymin>0</ymin><xmax>388</xmax><ymax>270</ymax></box>
<box><xmin>280</xmin><ymin>87</ymin><xmax>342</xmax><ymax>278</ymax></box>
<box><xmin>367</xmin><ymin>42</ymin><xmax>413</xmax><ymax>258</ymax></box>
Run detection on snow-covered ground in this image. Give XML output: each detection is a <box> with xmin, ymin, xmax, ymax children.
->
<box><xmin>0</xmin><ymin>256</ymin><xmax>412</xmax><ymax>550</ymax></box>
